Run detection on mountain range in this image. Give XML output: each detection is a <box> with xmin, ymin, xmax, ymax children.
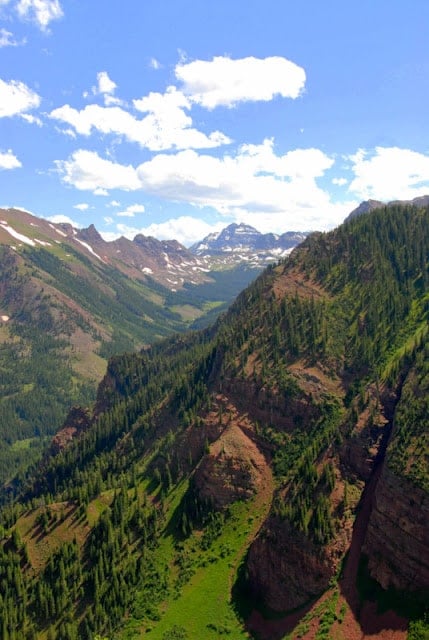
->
<box><xmin>0</xmin><ymin>199</ymin><xmax>428</xmax><ymax>639</ymax></box>
<box><xmin>0</xmin><ymin>207</ymin><xmax>307</xmax><ymax>485</ymax></box>
<box><xmin>191</xmin><ymin>222</ymin><xmax>307</xmax><ymax>267</ymax></box>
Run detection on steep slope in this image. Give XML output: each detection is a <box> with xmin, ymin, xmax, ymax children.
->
<box><xmin>0</xmin><ymin>202</ymin><xmax>428</xmax><ymax>640</ymax></box>
<box><xmin>0</xmin><ymin>209</ymin><xmax>263</xmax><ymax>484</ymax></box>
<box><xmin>363</xmin><ymin>341</ymin><xmax>429</xmax><ymax>593</ymax></box>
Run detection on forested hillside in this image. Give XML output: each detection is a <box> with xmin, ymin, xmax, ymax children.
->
<box><xmin>0</xmin><ymin>203</ymin><xmax>428</xmax><ymax>640</ymax></box>
<box><xmin>0</xmin><ymin>209</ymin><xmax>259</xmax><ymax>485</ymax></box>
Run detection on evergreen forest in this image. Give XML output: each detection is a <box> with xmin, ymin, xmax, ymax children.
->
<box><xmin>0</xmin><ymin>203</ymin><xmax>428</xmax><ymax>639</ymax></box>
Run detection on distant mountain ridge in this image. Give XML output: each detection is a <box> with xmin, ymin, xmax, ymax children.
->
<box><xmin>0</xmin><ymin>207</ymin><xmax>309</xmax><ymax>484</ymax></box>
<box><xmin>0</xmin><ymin>210</ymin><xmax>212</xmax><ymax>291</ymax></box>
<box><xmin>190</xmin><ymin>222</ymin><xmax>308</xmax><ymax>268</ymax></box>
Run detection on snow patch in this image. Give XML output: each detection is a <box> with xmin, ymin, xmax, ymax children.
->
<box><xmin>53</xmin><ymin>226</ymin><xmax>68</xmax><ymax>237</ymax></box>
<box><xmin>0</xmin><ymin>223</ymin><xmax>36</xmax><ymax>246</ymax></box>
<box><xmin>142</xmin><ymin>267</ymin><xmax>153</xmax><ymax>274</ymax></box>
<box><xmin>74</xmin><ymin>238</ymin><xmax>104</xmax><ymax>262</ymax></box>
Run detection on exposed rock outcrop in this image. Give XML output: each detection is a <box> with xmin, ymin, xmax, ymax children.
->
<box><xmin>48</xmin><ymin>406</ymin><xmax>91</xmax><ymax>456</ymax></box>
<box><xmin>363</xmin><ymin>465</ymin><xmax>429</xmax><ymax>592</ymax></box>
<box><xmin>194</xmin><ymin>421</ymin><xmax>268</xmax><ymax>509</ymax></box>
<box><xmin>246</xmin><ymin>517</ymin><xmax>346</xmax><ymax>611</ymax></box>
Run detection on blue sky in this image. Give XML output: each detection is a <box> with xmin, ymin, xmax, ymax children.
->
<box><xmin>1</xmin><ymin>0</ymin><xmax>429</xmax><ymax>245</ymax></box>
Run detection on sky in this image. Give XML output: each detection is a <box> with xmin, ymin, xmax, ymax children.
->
<box><xmin>1</xmin><ymin>0</ymin><xmax>429</xmax><ymax>246</ymax></box>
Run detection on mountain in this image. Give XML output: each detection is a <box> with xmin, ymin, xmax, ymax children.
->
<box><xmin>345</xmin><ymin>193</ymin><xmax>429</xmax><ymax>221</ymax></box>
<box><xmin>0</xmin><ymin>209</ymin><xmax>213</xmax><ymax>291</ymax></box>
<box><xmin>0</xmin><ymin>208</ymin><xmax>273</xmax><ymax>485</ymax></box>
<box><xmin>0</xmin><ymin>208</ymin><xmax>308</xmax><ymax>485</ymax></box>
<box><xmin>191</xmin><ymin>222</ymin><xmax>308</xmax><ymax>268</ymax></box>
<box><xmin>1</xmin><ymin>200</ymin><xmax>428</xmax><ymax>639</ymax></box>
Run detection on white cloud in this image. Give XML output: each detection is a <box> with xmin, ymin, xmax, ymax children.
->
<box><xmin>0</xmin><ymin>28</ymin><xmax>25</xmax><ymax>47</ymax></box>
<box><xmin>0</xmin><ymin>149</ymin><xmax>21</xmax><ymax>169</ymax></box>
<box><xmin>51</xmin><ymin>87</ymin><xmax>230</xmax><ymax>151</ymax></box>
<box><xmin>175</xmin><ymin>55</ymin><xmax>306</xmax><ymax>109</ymax></box>
<box><xmin>73</xmin><ymin>203</ymin><xmax>89</xmax><ymax>211</ymax></box>
<box><xmin>56</xmin><ymin>142</ymin><xmax>356</xmax><ymax>232</ymax></box>
<box><xmin>117</xmin><ymin>203</ymin><xmax>145</xmax><ymax>217</ymax></box>
<box><xmin>95</xmin><ymin>71</ymin><xmax>116</xmax><ymax>96</ymax></box>
<box><xmin>0</xmin><ymin>78</ymin><xmax>40</xmax><ymax>117</ymax></box>
<box><xmin>16</xmin><ymin>0</ymin><xmax>63</xmax><ymax>31</ymax></box>
<box><xmin>108</xmin><ymin>200</ymin><xmax>120</xmax><ymax>207</ymax></box>
<box><xmin>47</xmin><ymin>214</ymin><xmax>81</xmax><ymax>227</ymax></box>
<box><xmin>332</xmin><ymin>177</ymin><xmax>348</xmax><ymax>186</ymax></box>
<box><xmin>56</xmin><ymin>149</ymin><xmax>141</xmax><ymax>193</ymax></box>
<box><xmin>136</xmin><ymin>140</ymin><xmax>338</xmax><ymax>230</ymax></box>
<box><xmin>349</xmin><ymin>147</ymin><xmax>429</xmax><ymax>201</ymax></box>
<box><xmin>20</xmin><ymin>113</ymin><xmax>43</xmax><ymax>125</ymax></box>
<box><xmin>92</xmin><ymin>70</ymin><xmax>123</xmax><ymax>106</ymax></box>
<box><xmin>102</xmin><ymin>216</ymin><xmax>224</xmax><ymax>246</ymax></box>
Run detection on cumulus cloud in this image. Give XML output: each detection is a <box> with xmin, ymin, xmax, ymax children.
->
<box><xmin>95</xmin><ymin>71</ymin><xmax>116</xmax><ymax>96</ymax></box>
<box><xmin>51</xmin><ymin>88</ymin><xmax>230</xmax><ymax>151</ymax></box>
<box><xmin>0</xmin><ymin>78</ymin><xmax>40</xmax><ymax>117</ymax></box>
<box><xmin>349</xmin><ymin>147</ymin><xmax>429</xmax><ymax>201</ymax></box>
<box><xmin>117</xmin><ymin>203</ymin><xmax>145</xmax><ymax>217</ymax></box>
<box><xmin>55</xmin><ymin>149</ymin><xmax>141</xmax><ymax>193</ymax></box>
<box><xmin>16</xmin><ymin>0</ymin><xmax>63</xmax><ymax>31</ymax></box>
<box><xmin>50</xmin><ymin>55</ymin><xmax>307</xmax><ymax>154</ymax></box>
<box><xmin>91</xmin><ymin>70</ymin><xmax>124</xmax><ymax>106</ymax></box>
<box><xmin>55</xmin><ymin>141</ymin><xmax>355</xmax><ymax>232</ymax></box>
<box><xmin>0</xmin><ymin>149</ymin><xmax>21</xmax><ymax>169</ymax></box>
<box><xmin>73</xmin><ymin>203</ymin><xmax>89</xmax><ymax>211</ymax></box>
<box><xmin>175</xmin><ymin>55</ymin><xmax>306</xmax><ymax>109</ymax></box>
<box><xmin>136</xmin><ymin>140</ymin><xmax>337</xmax><ymax>230</ymax></box>
<box><xmin>102</xmin><ymin>216</ymin><xmax>224</xmax><ymax>247</ymax></box>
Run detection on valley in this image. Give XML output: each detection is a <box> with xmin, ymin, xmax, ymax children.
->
<box><xmin>0</xmin><ymin>202</ymin><xmax>428</xmax><ymax>639</ymax></box>
<box><xmin>0</xmin><ymin>209</ymin><xmax>303</xmax><ymax>486</ymax></box>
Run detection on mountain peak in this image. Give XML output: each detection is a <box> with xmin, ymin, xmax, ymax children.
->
<box><xmin>78</xmin><ymin>224</ymin><xmax>104</xmax><ymax>244</ymax></box>
<box><xmin>345</xmin><ymin>199</ymin><xmax>384</xmax><ymax>222</ymax></box>
<box><xmin>190</xmin><ymin>222</ymin><xmax>306</xmax><ymax>264</ymax></box>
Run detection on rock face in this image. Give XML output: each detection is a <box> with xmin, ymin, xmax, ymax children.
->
<box><xmin>363</xmin><ymin>465</ymin><xmax>429</xmax><ymax>592</ymax></box>
<box><xmin>194</xmin><ymin>422</ymin><xmax>268</xmax><ymax>509</ymax></box>
<box><xmin>246</xmin><ymin>517</ymin><xmax>343</xmax><ymax>611</ymax></box>
<box><xmin>48</xmin><ymin>406</ymin><xmax>91</xmax><ymax>456</ymax></box>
